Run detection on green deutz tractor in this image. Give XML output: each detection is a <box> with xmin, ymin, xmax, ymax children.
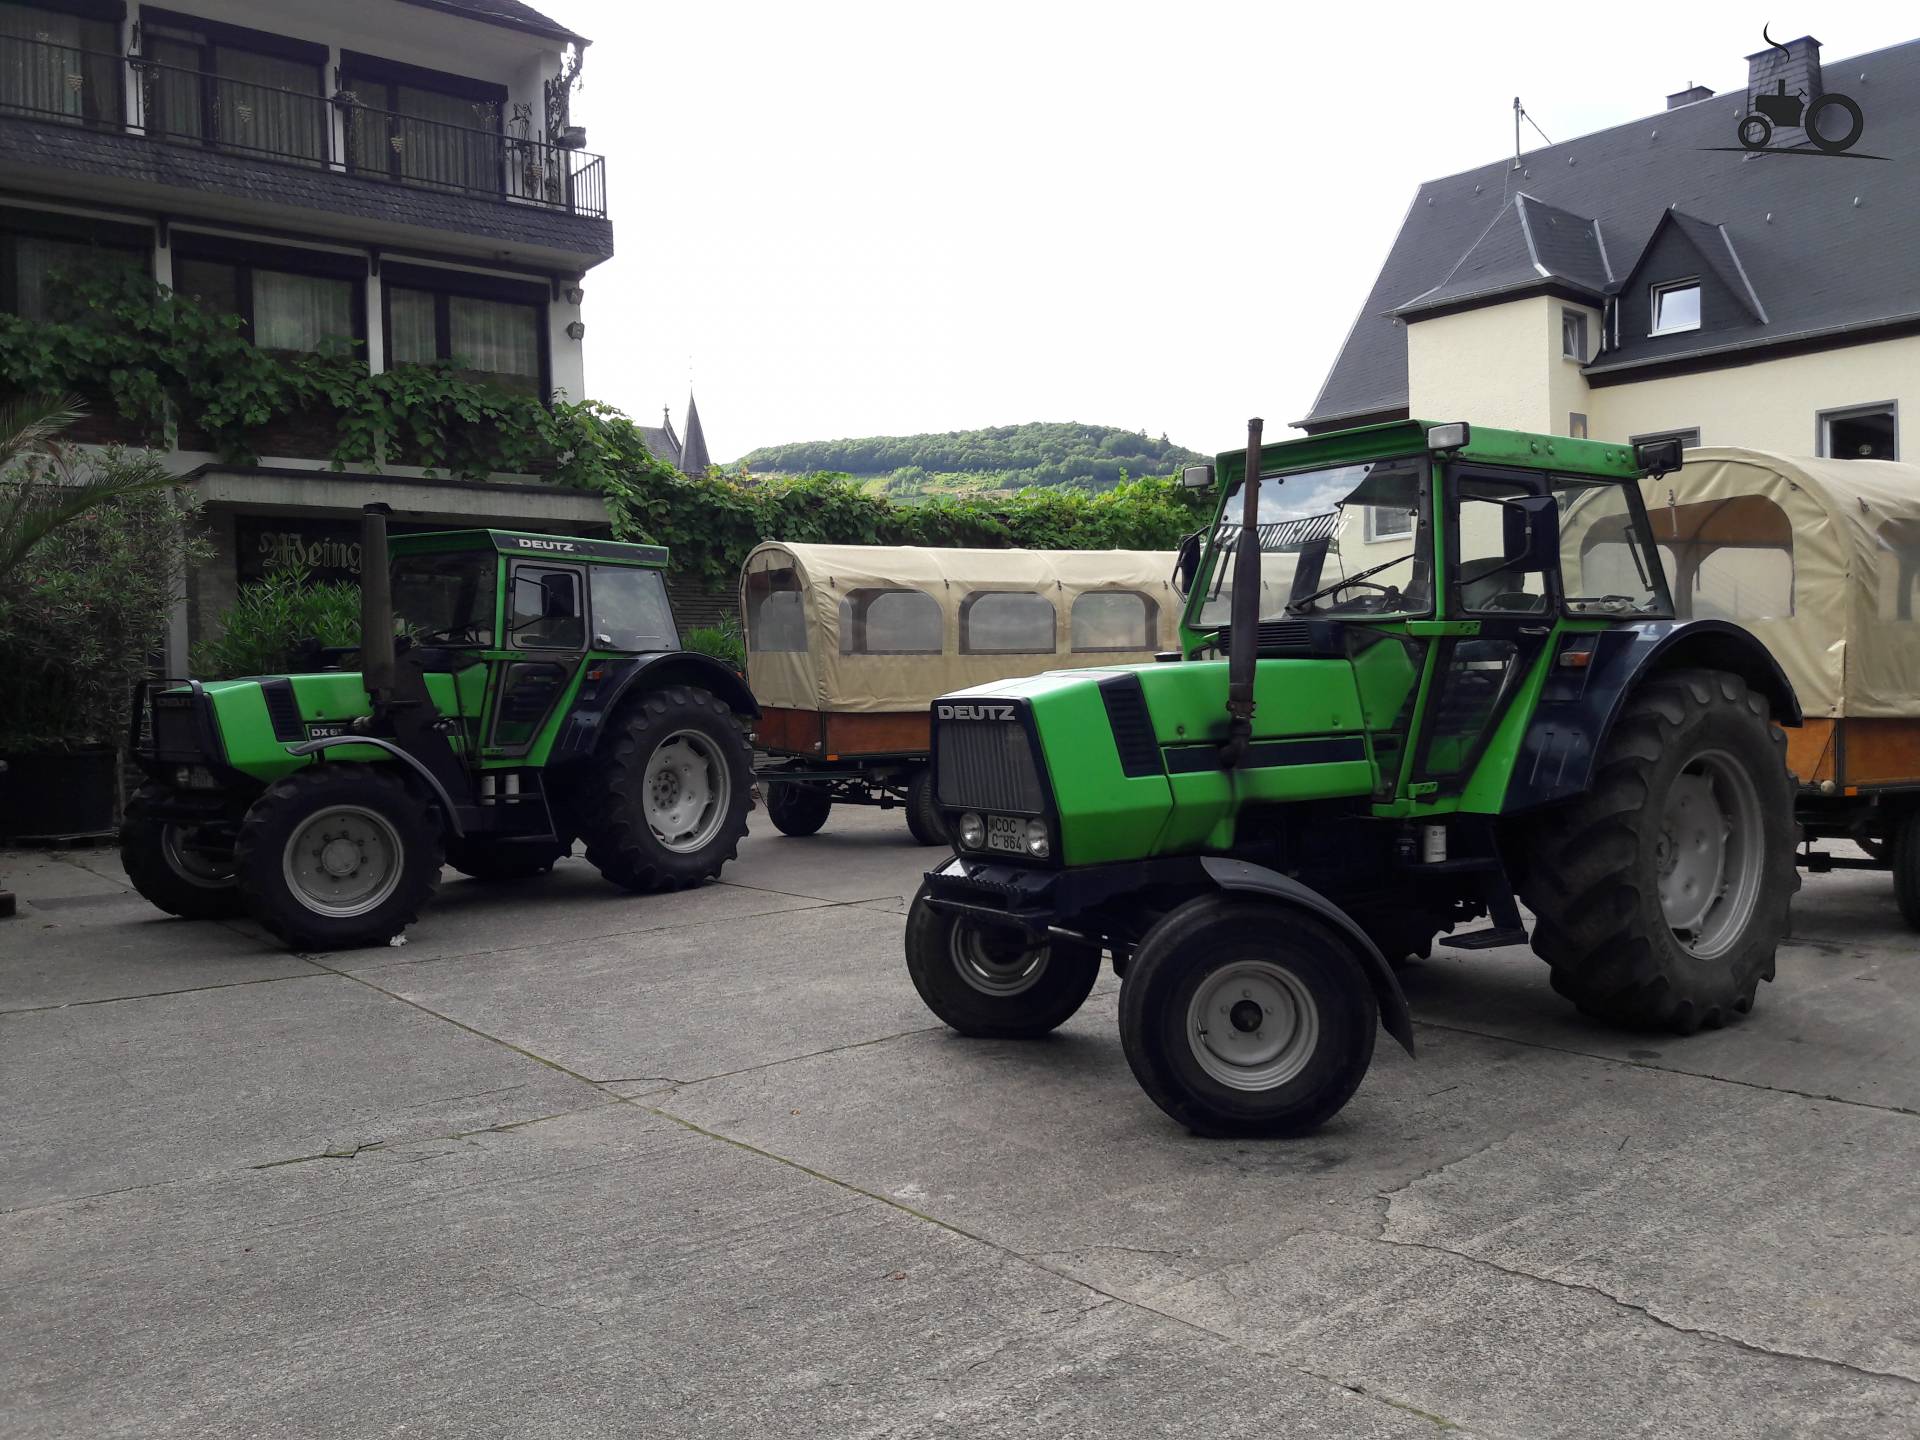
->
<box><xmin>124</xmin><ymin>506</ymin><xmax>757</xmax><ymax>949</ymax></box>
<box><xmin>906</xmin><ymin>420</ymin><xmax>1801</xmax><ymax>1136</ymax></box>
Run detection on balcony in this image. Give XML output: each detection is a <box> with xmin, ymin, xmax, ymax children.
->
<box><xmin>0</xmin><ymin>34</ymin><xmax>608</xmax><ymax>225</ymax></box>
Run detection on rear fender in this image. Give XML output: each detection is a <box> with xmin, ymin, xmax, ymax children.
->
<box><xmin>548</xmin><ymin>651</ymin><xmax>759</xmax><ymax>764</ymax></box>
<box><xmin>1199</xmin><ymin>856</ymin><xmax>1415</xmax><ymax>1057</ymax></box>
<box><xmin>1504</xmin><ymin>619</ymin><xmax>1800</xmax><ymax>814</ymax></box>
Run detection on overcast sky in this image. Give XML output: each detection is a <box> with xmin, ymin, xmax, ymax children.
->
<box><xmin>537</xmin><ymin>1</ymin><xmax>1917</xmax><ymax>464</ymax></box>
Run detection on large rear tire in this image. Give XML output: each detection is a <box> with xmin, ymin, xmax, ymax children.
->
<box><xmin>1119</xmin><ymin>895</ymin><xmax>1378</xmax><ymax>1138</ymax></box>
<box><xmin>233</xmin><ymin>764</ymin><xmax>443</xmax><ymax>950</ymax></box>
<box><xmin>581</xmin><ymin>685</ymin><xmax>752</xmax><ymax>892</ymax></box>
<box><xmin>905</xmin><ymin>767</ymin><xmax>947</xmax><ymax>847</ymax></box>
<box><xmin>765</xmin><ymin>780</ymin><xmax>831</xmax><ymax>837</ymax></box>
<box><xmin>120</xmin><ymin>785</ymin><xmax>245</xmax><ymax>920</ymax></box>
<box><xmin>905</xmin><ymin>884</ymin><xmax>1100</xmax><ymax>1037</ymax></box>
<box><xmin>1516</xmin><ymin>669</ymin><xmax>1797</xmax><ymax>1033</ymax></box>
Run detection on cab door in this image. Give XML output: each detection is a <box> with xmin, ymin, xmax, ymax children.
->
<box><xmin>1409</xmin><ymin>468</ymin><xmax>1561</xmax><ymax>792</ymax></box>
<box><xmin>485</xmin><ymin>561</ymin><xmax>587</xmax><ymax>758</ymax></box>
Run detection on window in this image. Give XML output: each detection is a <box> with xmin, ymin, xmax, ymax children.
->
<box><xmin>1365</xmin><ymin>505</ymin><xmax>1414</xmax><ymax>541</ymax></box>
<box><xmin>838</xmin><ymin>588</ymin><xmax>941</xmax><ymax>655</ymax></box>
<box><xmin>173</xmin><ymin>255</ymin><xmax>359</xmax><ymax>355</ymax></box>
<box><xmin>1649</xmin><ymin>494</ymin><xmax>1795</xmax><ymax>622</ymax></box>
<box><xmin>744</xmin><ymin>559</ymin><xmax>806</xmax><ymax>653</ymax></box>
<box><xmin>141</xmin><ymin>12</ymin><xmax>327</xmax><ymax>163</ymax></box>
<box><xmin>342</xmin><ymin>53</ymin><xmax>505</xmax><ymax>196</ymax></box>
<box><xmin>1561</xmin><ymin>308</ymin><xmax>1588</xmax><ymax>360</ymax></box>
<box><xmin>508</xmin><ymin>566</ymin><xmax>583</xmax><ymax>649</ymax></box>
<box><xmin>1071</xmin><ymin>590</ymin><xmax>1158</xmax><ymax>652</ymax></box>
<box><xmin>1568</xmin><ymin>413</ymin><xmax>1588</xmax><ymax>440</ymax></box>
<box><xmin>960</xmin><ymin>592</ymin><xmax>1055</xmax><ymax>654</ymax></box>
<box><xmin>393</xmin><ymin>550</ymin><xmax>497</xmax><ymax>646</ymax></box>
<box><xmin>1819</xmin><ymin>403</ymin><xmax>1897</xmax><ymax>461</ymax></box>
<box><xmin>592</xmin><ymin>567</ymin><xmax>679</xmax><ymax>652</ymax></box>
<box><xmin>1553</xmin><ymin>476</ymin><xmax>1670</xmax><ymax>616</ymax></box>
<box><xmin>1650</xmin><ymin>280</ymin><xmax>1701</xmax><ymax>335</ymax></box>
<box><xmin>0</xmin><ymin>2</ymin><xmax>121</xmax><ymax>125</ymax></box>
<box><xmin>1454</xmin><ymin>479</ymin><xmax>1550</xmax><ymax>615</ymax></box>
<box><xmin>386</xmin><ymin>271</ymin><xmax>545</xmax><ymax>396</ymax></box>
<box><xmin>1</xmin><ymin>226</ymin><xmax>148</xmax><ymax>320</ymax></box>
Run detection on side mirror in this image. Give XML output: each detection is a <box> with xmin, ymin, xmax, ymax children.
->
<box><xmin>1172</xmin><ymin>531</ymin><xmax>1203</xmax><ymax>597</ymax></box>
<box><xmin>1507</xmin><ymin>494</ymin><xmax>1562</xmax><ymax>573</ymax></box>
<box><xmin>1181</xmin><ymin>464</ymin><xmax>1215</xmax><ymax>491</ymax></box>
<box><xmin>1634</xmin><ymin>437</ymin><xmax>1685</xmax><ymax>478</ymax></box>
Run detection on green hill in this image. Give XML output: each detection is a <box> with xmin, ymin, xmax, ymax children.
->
<box><xmin>736</xmin><ymin>422</ymin><xmax>1207</xmax><ymax>500</ymax></box>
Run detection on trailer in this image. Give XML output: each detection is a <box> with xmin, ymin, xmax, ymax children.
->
<box><xmin>741</xmin><ymin>541</ymin><xmax>1176</xmax><ymax>842</ymax></box>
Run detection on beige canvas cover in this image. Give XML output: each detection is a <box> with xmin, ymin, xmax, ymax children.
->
<box><xmin>1621</xmin><ymin>448</ymin><xmax>1920</xmax><ymax>718</ymax></box>
<box><xmin>743</xmin><ymin>542</ymin><xmax>1178</xmax><ymax>713</ymax></box>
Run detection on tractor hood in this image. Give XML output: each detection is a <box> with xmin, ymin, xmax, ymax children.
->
<box><xmin>933</xmin><ymin>658</ymin><xmax>1378</xmax><ymax>865</ymax></box>
<box><xmin>178</xmin><ymin>669</ymin><xmax>474</xmax><ymax>783</ymax></box>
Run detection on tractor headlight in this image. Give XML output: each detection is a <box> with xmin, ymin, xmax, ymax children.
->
<box><xmin>958</xmin><ymin>812</ymin><xmax>986</xmax><ymax>849</ymax></box>
<box><xmin>1025</xmin><ymin>819</ymin><xmax>1051</xmax><ymax>858</ymax></box>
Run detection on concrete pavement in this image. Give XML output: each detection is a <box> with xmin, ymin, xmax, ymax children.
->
<box><xmin>3</xmin><ymin>812</ymin><xmax>1917</xmax><ymax>1437</ymax></box>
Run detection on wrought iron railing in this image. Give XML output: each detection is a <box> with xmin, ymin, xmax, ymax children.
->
<box><xmin>0</xmin><ymin>35</ymin><xmax>608</xmax><ymax>219</ymax></box>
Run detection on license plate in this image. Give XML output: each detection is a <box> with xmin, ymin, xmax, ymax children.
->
<box><xmin>985</xmin><ymin>814</ymin><xmax>1025</xmax><ymax>855</ymax></box>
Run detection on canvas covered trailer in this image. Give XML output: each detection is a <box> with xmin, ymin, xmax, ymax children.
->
<box><xmin>741</xmin><ymin>542</ymin><xmax>1177</xmax><ymax>842</ymax></box>
<box><xmin>1581</xmin><ymin>448</ymin><xmax>1920</xmax><ymax>921</ymax></box>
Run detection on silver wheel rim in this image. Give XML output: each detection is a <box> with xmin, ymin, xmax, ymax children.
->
<box><xmin>644</xmin><ymin>730</ymin><xmax>731</xmax><ymax>853</ymax></box>
<box><xmin>950</xmin><ymin>922</ymin><xmax>1049</xmax><ymax>997</ymax></box>
<box><xmin>1655</xmin><ymin>748</ymin><xmax>1765</xmax><ymax>959</ymax></box>
<box><xmin>163</xmin><ymin>825</ymin><xmax>235</xmax><ymax>889</ymax></box>
<box><xmin>1186</xmin><ymin>959</ymin><xmax>1321</xmax><ymax>1092</ymax></box>
<box><xmin>282</xmin><ymin>805</ymin><xmax>403</xmax><ymax>918</ymax></box>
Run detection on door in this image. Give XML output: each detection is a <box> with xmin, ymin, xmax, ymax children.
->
<box><xmin>486</xmin><ymin>562</ymin><xmax>586</xmax><ymax>757</ymax></box>
<box><xmin>1411</xmin><ymin>468</ymin><xmax>1561</xmax><ymax>790</ymax></box>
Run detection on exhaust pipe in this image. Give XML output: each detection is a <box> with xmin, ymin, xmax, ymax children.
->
<box><xmin>359</xmin><ymin>502</ymin><xmax>396</xmax><ymax>705</ymax></box>
<box><xmin>1219</xmin><ymin>417</ymin><xmax>1263</xmax><ymax>768</ymax></box>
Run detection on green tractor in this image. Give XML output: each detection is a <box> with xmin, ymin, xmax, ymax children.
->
<box><xmin>906</xmin><ymin>420</ymin><xmax>1801</xmax><ymax>1136</ymax></box>
<box><xmin>124</xmin><ymin>506</ymin><xmax>757</xmax><ymax>949</ymax></box>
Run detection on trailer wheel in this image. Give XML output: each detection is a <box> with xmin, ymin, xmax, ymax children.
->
<box><xmin>1119</xmin><ymin>895</ymin><xmax>1378</xmax><ymax>1138</ymax></box>
<box><xmin>582</xmin><ymin>685</ymin><xmax>752</xmax><ymax>892</ymax></box>
<box><xmin>1892</xmin><ymin>811</ymin><xmax>1920</xmax><ymax>930</ymax></box>
<box><xmin>1517</xmin><ymin>669</ymin><xmax>1797</xmax><ymax>1033</ymax></box>
<box><xmin>905</xmin><ymin>768</ymin><xmax>947</xmax><ymax>847</ymax></box>
<box><xmin>233</xmin><ymin>763</ymin><xmax>443</xmax><ymax>950</ymax></box>
<box><xmin>444</xmin><ymin>837</ymin><xmax>567</xmax><ymax>883</ymax></box>
<box><xmin>765</xmin><ymin>780</ymin><xmax>831</xmax><ymax>837</ymax></box>
<box><xmin>120</xmin><ymin>785</ymin><xmax>245</xmax><ymax>920</ymax></box>
<box><xmin>905</xmin><ymin>884</ymin><xmax>1100</xmax><ymax>1037</ymax></box>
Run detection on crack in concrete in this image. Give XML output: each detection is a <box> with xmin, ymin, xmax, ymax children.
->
<box><xmin>608</xmin><ymin>1022</ymin><xmax>951</xmax><ymax>1092</ymax></box>
<box><xmin>507</xmin><ymin>1286</ymin><xmax>606</xmax><ymax>1331</ymax></box>
<box><xmin>252</xmin><ymin>1140</ymin><xmax>385</xmax><ymax>1169</ymax></box>
<box><xmin>0</xmin><ymin>967</ymin><xmax>333</xmax><ymax>1016</ymax></box>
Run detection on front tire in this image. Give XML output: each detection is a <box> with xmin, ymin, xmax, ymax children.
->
<box><xmin>120</xmin><ymin>785</ymin><xmax>245</xmax><ymax>920</ymax></box>
<box><xmin>1119</xmin><ymin>896</ymin><xmax>1379</xmax><ymax>1138</ymax></box>
<box><xmin>581</xmin><ymin>685</ymin><xmax>752</xmax><ymax>892</ymax></box>
<box><xmin>765</xmin><ymin>780</ymin><xmax>831</xmax><ymax>837</ymax></box>
<box><xmin>1516</xmin><ymin>669</ymin><xmax>1797</xmax><ymax>1033</ymax></box>
<box><xmin>905</xmin><ymin>768</ymin><xmax>947</xmax><ymax>847</ymax></box>
<box><xmin>233</xmin><ymin>764</ymin><xmax>443</xmax><ymax>950</ymax></box>
<box><xmin>905</xmin><ymin>884</ymin><xmax>1100</xmax><ymax>1037</ymax></box>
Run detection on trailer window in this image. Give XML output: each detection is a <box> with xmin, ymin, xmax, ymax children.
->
<box><xmin>839</xmin><ymin>588</ymin><xmax>941</xmax><ymax>655</ymax></box>
<box><xmin>1648</xmin><ymin>494</ymin><xmax>1793</xmax><ymax>621</ymax></box>
<box><xmin>1071</xmin><ymin>590</ymin><xmax>1158</xmax><ymax>651</ymax></box>
<box><xmin>745</xmin><ymin>561</ymin><xmax>806</xmax><ymax>652</ymax></box>
<box><xmin>592</xmin><ymin>567</ymin><xmax>679</xmax><ymax>652</ymax></box>
<box><xmin>960</xmin><ymin>592</ymin><xmax>1056</xmax><ymax>654</ymax></box>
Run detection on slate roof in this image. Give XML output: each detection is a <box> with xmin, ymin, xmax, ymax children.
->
<box><xmin>1301</xmin><ymin>35</ymin><xmax>1920</xmax><ymax>427</ymax></box>
<box><xmin>393</xmin><ymin>0</ymin><xmax>588</xmax><ymax>46</ymax></box>
<box><xmin>637</xmin><ymin>423</ymin><xmax>681</xmax><ymax>468</ymax></box>
<box><xmin>1396</xmin><ymin>192</ymin><xmax>1611</xmax><ymax>316</ymax></box>
<box><xmin>678</xmin><ymin>393</ymin><xmax>711</xmax><ymax>476</ymax></box>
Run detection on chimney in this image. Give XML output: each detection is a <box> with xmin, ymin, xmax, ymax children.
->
<box><xmin>1746</xmin><ymin>34</ymin><xmax>1824</xmax><ymax>140</ymax></box>
<box><xmin>1666</xmin><ymin>83</ymin><xmax>1714</xmax><ymax>109</ymax></box>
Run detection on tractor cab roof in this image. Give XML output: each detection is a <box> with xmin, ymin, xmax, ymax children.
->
<box><xmin>1215</xmin><ymin>419</ymin><xmax>1641</xmax><ymax>487</ymax></box>
<box><xmin>390</xmin><ymin>529</ymin><xmax>669</xmax><ymax>569</ymax></box>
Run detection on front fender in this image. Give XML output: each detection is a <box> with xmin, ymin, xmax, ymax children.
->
<box><xmin>548</xmin><ymin>651</ymin><xmax>759</xmax><ymax>764</ymax></box>
<box><xmin>1504</xmin><ymin>619</ymin><xmax>1800</xmax><ymax>814</ymax></box>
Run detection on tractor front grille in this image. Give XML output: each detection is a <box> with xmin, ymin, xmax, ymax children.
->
<box><xmin>935</xmin><ymin>716</ymin><xmax>1047</xmax><ymax>816</ymax></box>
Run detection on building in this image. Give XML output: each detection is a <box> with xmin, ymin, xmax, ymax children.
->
<box><xmin>1300</xmin><ymin>34</ymin><xmax>1920</xmax><ymax>462</ymax></box>
<box><xmin>0</xmin><ymin>0</ymin><xmax>615</xmax><ymax>669</ymax></box>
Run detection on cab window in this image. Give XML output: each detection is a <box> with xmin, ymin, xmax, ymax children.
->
<box><xmin>508</xmin><ymin>565</ymin><xmax>584</xmax><ymax>649</ymax></box>
<box><xmin>1454</xmin><ymin>478</ymin><xmax>1550</xmax><ymax>615</ymax></box>
<box><xmin>593</xmin><ymin>567</ymin><xmax>678</xmax><ymax>651</ymax></box>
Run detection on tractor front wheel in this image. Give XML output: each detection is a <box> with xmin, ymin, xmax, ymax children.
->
<box><xmin>1516</xmin><ymin>669</ymin><xmax>1797</xmax><ymax>1032</ymax></box>
<box><xmin>581</xmin><ymin>685</ymin><xmax>752</xmax><ymax>892</ymax></box>
<box><xmin>120</xmin><ymin>786</ymin><xmax>245</xmax><ymax>920</ymax></box>
<box><xmin>905</xmin><ymin>884</ymin><xmax>1100</xmax><ymax>1037</ymax></box>
<box><xmin>1119</xmin><ymin>896</ymin><xmax>1379</xmax><ymax>1138</ymax></box>
<box><xmin>233</xmin><ymin>764</ymin><xmax>443</xmax><ymax>950</ymax></box>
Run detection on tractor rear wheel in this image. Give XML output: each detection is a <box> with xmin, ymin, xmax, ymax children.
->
<box><xmin>233</xmin><ymin>763</ymin><xmax>443</xmax><ymax>950</ymax></box>
<box><xmin>1516</xmin><ymin>669</ymin><xmax>1797</xmax><ymax>1033</ymax></box>
<box><xmin>582</xmin><ymin>685</ymin><xmax>752</xmax><ymax>892</ymax></box>
<box><xmin>905</xmin><ymin>883</ymin><xmax>1100</xmax><ymax>1037</ymax></box>
<box><xmin>1891</xmin><ymin>810</ymin><xmax>1920</xmax><ymax>930</ymax></box>
<box><xmin>905</xmin><ymin>768</ymin><xmax>947</xmax><ymax>847</ymax></box>
<box><xmin>444</xmin><ymin>837</ymin><xmax>567</xmax><ymax>883</ymax></box>
<box><xmin>1119</xmin><ymin>895</ymin><xmax>1378</xmax><ymax>1138</ymax></box>
<box><xmin>120</xmin><ymin>785</ymin><xmax>245</xmax><ymax>920</ymax></box>
<box><xmin>765</xmin><ymin>780</ymin><xmax>831</xmax><ymax>837</ymax></box>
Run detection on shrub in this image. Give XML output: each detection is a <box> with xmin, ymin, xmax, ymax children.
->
<box><xmin>681</xmin><ymin>617</ymin><xmax>746</xmax><ymax>672</ymax></box>
<box><xmin>191</xmin><ymin>565</ymin><xmax>362</xmax><ymax>679</ymax></box>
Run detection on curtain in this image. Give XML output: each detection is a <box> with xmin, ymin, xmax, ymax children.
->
<box><xmin>0</xmin><ymin>3</ymin><xmax>118</xmax><ymax>124</ymax></box>
<box><xmin>213</xmin><ymin>47</ymin><xmax>322</xmax><ymax>162</ymax></box>
<box><xmin>449</xmin><ymin>296</ymin><xmax>538</xmax><ymax>389</ymax></box>
<box><xmin>387</xmin><ymin>287</ymin><xmax>438</xmax><ymax>366</ymax></box>
<box><xmin>254</xmin><ymin>270</ymin><xmax>353</xmax><ymax>352</ymax></box>
<box><xmin>171</xmin><ymin>257</ymin><xmax>242</xmax><ymax>323</ymax></box>
<box><xmin>143</xmin><ymin>35</ymin><xmax>202</xmax><ymax>140</ymax></box>
<box><xmin>394</xmin><ymin>83</ymin><xmax>498</xmax><ymax>193</ymax></box>
<box><xmin>15</xmin><ymin>235</ymin><xmax>142</xmax><ymax>320</ymax></box>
